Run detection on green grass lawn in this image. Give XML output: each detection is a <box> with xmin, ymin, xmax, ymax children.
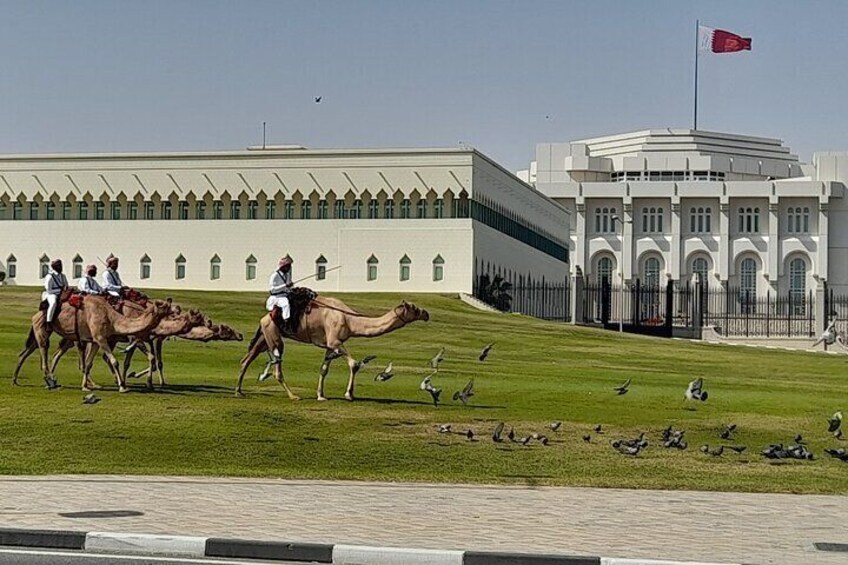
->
<box><xmin>1</xmin><ymin>285</ymin><xmax>846</xmax><ymax>494</ymax></box>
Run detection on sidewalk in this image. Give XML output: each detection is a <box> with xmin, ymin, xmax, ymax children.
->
<box><xmin>0</xmin><ymin>475</ymin><xmax>845</xmax><ymax>564</ymax></box>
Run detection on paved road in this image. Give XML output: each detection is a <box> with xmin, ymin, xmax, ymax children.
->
<box><xmin>0</xmin><ymin>475</ymin><xmax>846</xmax><ymax>564</ymax></box>
<box><xmin>0</xmin><ymin>547</ymin><xmax>297</xmax><ymax>565</ymax></box>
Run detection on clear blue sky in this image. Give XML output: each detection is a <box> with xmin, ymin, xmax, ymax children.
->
<box><xmin>2</xmin><ymin>0</ymin><xmax>847</xmax><ymax>171</ymax></box>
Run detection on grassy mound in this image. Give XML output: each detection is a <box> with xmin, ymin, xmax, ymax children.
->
<box><xmin>1</xmin><ymin>286</ymin><xmax>846</xmax><ymax>493</ymax></box>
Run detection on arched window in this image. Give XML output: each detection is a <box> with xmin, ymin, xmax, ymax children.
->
<box><xmin>284</xmin><ymin>200</ymin><xmax>294</xmax><ymax>219</ymax></box>
<box><xmin>417</xmin><ymin>199</ymin><xmax>428</xmax><ymax>219</ymax></box>
<box><xmin>691</xmin><ymin>256</ymin><xmax>709</xmax><ymax>284</ymax></box>
<box><xmin>595</xmin><ymin>207</ymin><xmax>617</xmax><ymax>233</ymax></box>
<box><xmin>789</xmin><ymin>257</ymin><xmax>807</xmax><ymax>315</ymax></box>
<box><xmin>72</xmin><ymin>254</ymin><xmax>84</xmax><ymax>279</ymax></box>
<box><xmin>399</xmin><ymin>254</ymin><xmax>411</xmax><ymax>281</ymax></box>
<box><xmin>196</xmin><ymin>200</ymin><xmax>206</xmax><ymax>220</ymax></box>
<box><xmin>7</xmin><ymin>254</ymin><xmax>17</xmax><ymax>279</ymax></box>
<box><xmin>400</xmin><ymin>199</ymin><xmax>412</xmax><ymax>219</ymax></box>
<box><xmin>595</xmin><ymin>255</ymin><xmax>615</xmax><ymax>286</ymax></box>
<box><xmin>161</xmin><ymin>201</ymin><xmax>172</xmax><ymax>220</ymax></box>
<box><xmin>39</xmin><ymin>254</ymin><xmax>50</xmax><ymax>278</ymax></box>
<box><xmin>210</xmin><ymin>254</ymin><xmax>221</xmax><ymax>280</ymax></box>
<box><xmin>212</xmin><ymin>200</ymin><xmax>223</xmax><ymax>220</ymax></box>
<box><xmin>302</xmin><ymin>200</ymin><xmax>314</xmax><ymax>219</ymax></box>
<box><xmin>643</xmin><ymin>257</ymin><xmax>661</xmax><ymax>288</ymax></box>
<box><xmin>334</xmin><ymin>199</ymin><xmax>345</xmax><ymax>219</ymax></box>
<box><xmin>740</xmin><ymin>257</ymin><xmax>757</xmax><ymax>313</ymax></box>
<box><xmin>432</xmin><ymin>255</ymin><xmax>444</xmax><ymax>282</ymax></box>
<box><xmin>94</xmin><ymin>201</ymin><xmax>105</xmax><ymax>220</ymax></box>
<box><xmin>140</xmin><ymin>254</ymin><xmax>151</xmax><ymax>280</ymax></box>
<box><xmin>245</xmin><ymin>254</ymin><xmax>257</xmax><ymax>281</ymax></box>
<box><xmin>265</xmin><ymin>199</ymin><xmax>276</xmax><ymax>219</ymax></box>
<box><xmin>433</xmin><ymin>198</ymin><xmax>444</xmax><ymax>219</ymax></box>
<box><xmin>350</xmin><ymin>199</ymin><xmax>362</xmax><ymax>219</ymax></box>
<box><xmin>175</xmin><ymin>254</ymin><xmax>186</xmax><ymax>280</ymax></box>
<box><xmin>247</xmin><ymin>200</ymin><xmax>258</xmax><ymax>220</ymax></box>
<box><xmin>384</xmin><ymin>200</ymin><xmax>395</xmax><ymax>219</ymax></box>
<box><xmin>128</xmin><ymin>200</ymin><xmax>138</xmax><ymax>220</ymax></box>
<box><xmin>367</xmin><ymin>254</ymin><xmax>379</xmax><ymax>281</ymax></box>
<box><xmin>229</xmin><ymin>200</ymin><xmax>240</xmax><ymax>220</ymax></box>
<box><xmin>28</xmin><ymin>201</ymin><xmax>39</xmax><ymax>220</ymax></box>
<box><xmin>78</xmin><ymin>201</ymin><xmax>89</xmax><ymax>220</ymax></box>
<box><xmin>316</xmin><ymin>255</ymin><xmax>327</xmax><ymax>280</ymax></box>
<box><xmin>368</xmin><ymin>199</ymin><xmax>379</xmax><ymax>219</ymax></box>
<box><xmin>113</xmin><ymin>201</ymin><xmax>123</xmax><ymax>220</ymax></box>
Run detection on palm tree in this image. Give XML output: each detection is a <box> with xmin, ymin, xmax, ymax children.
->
<box><xmin>478</xmin><ymin>274</ymin><xmax>512</xmax><ymax>312</ymax></box>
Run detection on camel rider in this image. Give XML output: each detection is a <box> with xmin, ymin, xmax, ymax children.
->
<box><xmin>42</xmin><ymin>259</ymin><xmax>68</xmax><ymax>327</ymax></box>
<box><xmin>266</xmin><ymin>256</ymin><xmax>293</xmax><ymax>327</ymax></box>
<box><xmin>102</xmin><ymin>256</ymin><xmax>125</xmax><ymax>297</ymax></box>
<box><xmin>77</xmin><ymin>264</ymin><xmax>104</xmax><ymax>295</ymax></box>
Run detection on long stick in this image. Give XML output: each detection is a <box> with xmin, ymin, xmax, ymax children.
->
<box><xmin>292</xmin><ymin>265</ymin><xmax>341</xmax><ymax>285</ymax></box>
<box><xmin>694</xmin><ymin>19</ymin><xmax>700</xmax><ymax>130</ymax></box>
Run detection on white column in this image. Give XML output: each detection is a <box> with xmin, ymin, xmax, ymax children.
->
<box><xmin>819</xmin><ymin>200</ymin><xmax>829</xmax><ymax>280</ymax></box>
<box><xmin>575</xmin><ymin>202</ymin><xmax>586</xmax><ymax>274</ymax></box>
<box><xmin>670</xmin><ymin>200</ymin><xmax>681</xmax><ymax>279</ymax></box>
<box><xmin>622</xmin><ymin>199</ymin><xmax>633</xmax><ymax>281</ymax></box>
<box><xmin>767</xmin><ymin>201</ymin><xmax>780</xmax><ymax>292</ymax></box>
<box><xmin>718</xmin><ymin>200</ymin><xmax>730</xmax><ymax>281</ymax></box>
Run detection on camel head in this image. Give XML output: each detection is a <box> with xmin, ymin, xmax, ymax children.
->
<box><xmin>396</xmin><ymin>300</ymin><xmax>430</xmax><ymax>323</ymax></box>
<box><xmin>217</xmin><ymin>323</ymin><xmax>244</xmax><ymax>342</ymax></box>
<box><xmin>187</xmin><ymin>309</ymin><xmax>207</xmax><ymax>327</ymax></box>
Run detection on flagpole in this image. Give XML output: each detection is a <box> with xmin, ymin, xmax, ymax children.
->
<box><xmin>694</xmin><ymin>19</ymin><xmax>699</xmax><ymax>130</ymax></box>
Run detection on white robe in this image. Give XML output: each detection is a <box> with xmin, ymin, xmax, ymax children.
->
<box><xmin>77</xmin><ymin>275</ymin><xmax>104</xmax><ymax>295</ymax></box>
<box><xmin>42</xmin><ymin>270</ymin><xmax>68</xmax><ymax>322</ymax></box>
<box><xmin>102</xmin><ymin>268</ymin><xmax>124</xmax><ymax>297</ymax></box>
<box><xmin>266</xmin><ymin>269</ymin><xmax>292</xmax><ymax>318</ymax></box>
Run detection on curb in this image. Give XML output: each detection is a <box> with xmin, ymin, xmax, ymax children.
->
<box><xmin>0</xmin><ymin>527</ymin><xmax>744</xmax><ymax>565</ymax></box>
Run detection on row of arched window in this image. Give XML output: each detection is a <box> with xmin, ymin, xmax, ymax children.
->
<box><xmin>592</xmin><ymin>206</ymin><xmax>812</xmax><ymax>235</ymax></box>
<box><xmin>5</xmin><ymin>253</ymin><xmax>446</xmax><ymax>283</ymax></box>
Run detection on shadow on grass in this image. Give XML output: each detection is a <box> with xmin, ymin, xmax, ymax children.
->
<box><xmin>351</xmin><ymin>396</ymin><xmax>505</xmax><ymax>409</ymax></box>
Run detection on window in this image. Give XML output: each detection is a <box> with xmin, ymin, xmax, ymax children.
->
<box><xmin>230</xmin><ymin>200</ymin><xmax>240</xmax><ymax>220</ymax></box>
<box><xmin>196</xmin><ymin>200</ymin><xmax>206</xmax><ymax>220</ymax></box>
<box><xmin>140</xmin><ymin>254</ymin><xmax>151</xmax><ymax>279</ymax></box>
<box><xmin>284</xmin><ymin>200</ymin><xmax>294</xmax><ymax>219</ymax></box>
<box><xmin>367</xmin><ymin>255</ymin><xmax>379</xmax><ymax>281</ymax></box>
<box><xmin>62</xmin><ymin>201</ymin><xmax>71</xmax><ymax>220</ymax></box>
<box><xmin>453</xmin><ymin>197</ymin><xmax>470</xmax><ymax>218</ymax></box>
<box><xmin>210</xmin><ymin>254</ymin><xmax>221</xmax><ymax>280</ymax></box>
<box><xmin>738</xmin><ymin>207</ymin><xmax>760</xmax><ymax>234</ymax></box>
<box><xmin>596</xmin><ymin>256</ymin><xmax>614</xmax><ymax>285</ymax></box>
<box><xmin>594</xmin><ymin>207</ymin><xmax>617</xmax><ymax>233</ymax></box>
<box><xmin>787</xmin><ymin>207</ymin><xmax>810</xmax><ymax>234</ymax></box>
<box><xmin>384</xmin><ymin>200</ymin><xmax>394</xmax><ymax>219</ymax></box>
<box><xmin>265</xmin><ymin>199</ymin><xmax>276</xmax><ymax>219</ymax></box>
<box><xmin>178</xmin><ymin>200</ymin><xmax>189</xmax><ymax>220</ymax></box>
<box><xmin>12</xmin><ymin>201</ymin><xmax>22</xmax><ymax>220</ymax></box>
<box><xmin>641</xmin><ymin>207</ymin><xmax>663</xmax><ymax>233</ymax></box>
<box><xmin>350</xmin><ymin>199</ymin><xmax>362</xmax><ymax>219</ymax></box>
<box><xmin>368</xmin><ymin>199</ymin><xmax>379</xmax><ymax>219</ymax></box>
<box><xmin>213</xmin><ymin>200</ymin><xmax>223</xmax><ymax>220</ymax></box>
<box><xmin>6</xmin><ymin>255</ymin><xmax>16</xmax><ymax>279</ymax></box>
<box><xmin>245</xmin><ymin>255</ymin><xmax>257</xmax><ymax>280</ymax></box>
<box><xmin>72</xmin><ymin>255</ymin><xmax>83</xmax><ymax>279</ymax></box>
<box><xmin>417</xmin><ymin>199</ymin><xmax>428</xmax><ymax>219</ymax></box>
<box><xmin>95</xmin><ymin>201</ymin><xmax>105</xmax><ymax>220</ymax></box>
<box><xmin>144</xmin><ymin>201</ymin><xmax>154</xmax><ymax>220</ymax></box>
<box><xmin>128</xmin><ymin>201</ymin><xmax>137</xmax><ymax>220</ymax></box>
<box><xmin>434</xmin><ymin>198</ymin><xmax>444</xmax><ymax>219</ymax></box>
<box><xmin>175</xmin><ymin>254</ymin><xmax>186</xmax><ymax>280</ymax></box>
<box><xmin>301</xmin><ymin>200</ymin><xmax>313</xmax><ymax>219</ymax></box>
<box><xmin>161</xmin><ymin>201</ymin><xmax>172</xmax><ymax>220</ymax></box>
<box><xmin>248</xmin><ymin>200</ymin><xmax>258</xmax><ymax>220</ymax></box>
<box><xmin>692</xmin><ymin>256</ymin><xmax>709</xmax><ymax>284</ymax></box>
<box><xmin>400</xmin><ymin>199</ymin><xmax>411</xmax><ymax>219</ymax></box>
<box><xmin>78</xmin><ymin>201</ymin><xmax>89</xmax><ymax>220</ymax></box>
<box><xmin>0</xmin><ymin>201</ymin><xmax>5</xmax><ymax>220</ymax></box>
<box><xmin>740</xmin><ymin>257</ymin><xmax>757</xmax><ymax>313</ymax></box>
<box><xmin>29</xmin><ymin>201</ymin><xmax>39</xmax><ymax>220</ymax></box>
<box><xmin>399</xmin><ymin>254</ymin><xmax>411</xmax><ymax>281</ymax></box>
<box><xmin>789</xmin><ymin>257</ymin><xmax>807</xmax><ymax>315</ymax></box>
<box><xmin>335</xmin><ymin>200</ymin><xmax>346</xmax><ymax>219</ymax></box>
<box><xmin>643</xmin><ymin>257</ymin><xmax>661</xmax><ymax>287</ymax></box>
<box><xmin>689</xmin><ymin>207</ymin><xmax>712</xmax><ymax>233</ymax></box>
<box><xmin>317</xmin><ymin>200</ymin><xmax>328</xmax><ymax>219</ymax></box>
<box><xmin>39</xmin><ymin>255</ymin><xmax>50</xmax><ymax>278</ymax></box>
<box><xmin>432</xmin><ymin>255</ymin><xmax>444</xmax><ymax>281</ymax></box>
<box><xmin>110</xmin><ymin>201</ymin><xmax>121</xmax><ymax>220</ymax></box>
<box><xmin>316</xmin><ymin>255</ymin><xmax>327</xmax><ymax>280</ymax></box>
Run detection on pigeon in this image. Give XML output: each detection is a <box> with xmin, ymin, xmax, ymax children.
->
<box><xmin>663</xmin><ymin>429</ymin><xmax>687</xmax><ymax>450</ymax></box>
<box><xmin>618</xmin><ymin>432</ymin><xmax>647</xmax><ymax>449</ymax></box>
<box><xmin>825</xmin><ymin>448</ymin><xmax>848</xmax><ymax>462</ymax></box>
<box><xmin>314</xmin><ymin>96</ymin><xmax>322</xmax><ymax>103</ymax></box>
<box><xmin>720</xmin><ymin>424</ymin><xmax>737</xmax><ymax>440</ymax></box>
<box><xmin>661</xmin><ymin>425</ymin><xmax>673</xmax><ymax>442</ymax></box>
<box><xmin>82</xmin><ymin>393</ymin><xmax>100</xmax><ymax>405</ymax></box>
<box><xmin>539</xmin><ymin>435</ymin><xmax>550</xmax><ymax>446</ymax></box>
<box><xmin>685</xmin><ymin>378</ymin><xmax>708</xmax><ymax>401</ymax></box>
<box><xmin>492</xmin><ymin>422</ymin><xmax>505</xmax><ymax>443</ymax></box>
<box><xmin>725</xmin><ymin>445</ymin><xmax>747</xmax><ymax>454</ymax></box>
<box><xmin>794</xmin><ymin>434</ymin><xmax>806</xmax><ymax>445</ymax></box>
<box><xmin>701</xmin><ymin>444</ymin><xmax>723</xmax><ymax>457</ymax></box>
<box><xmin>520</xmin><ymin>436</ymin><xmax>532</xmax><ymax>446</ymax></box>
<box><xmin>613</xmin><ymin>378</ymin><xmax>631</xmax><ymax>395</ymax></box>
<box><xmin>582</xmin><ymin>434</ymin><xmax>592</xmax><ymax>443</ymax></box>
<box><xmin>420</xmin><ymin>374</ymin><xmax>442</xmax><ymax>406</ymax></box>
<box><xmin>593</xmin><ymin>424</ymin><xmax>604</xmax><ymax>434</ymax></box>
<box><xmin>465</xmin><ymin>429</ymin><xmax>475</xmax><ymax>440</ymax></box>
<box><xmin>452</xmin><ymin>379</ymin><xmax>474</xmax><ymax>405</ymax></box>
<box><xmin>614</xmin><ymin>442</ymin><xmax>642</xmax><ymax>456</ymax></box>
<box><xmin>507</xmin><ymin>427</ymin><xmax>515</xmax><ymax>442</ymax></box>
<box><xmin>549</xmin><ymin>421</ymin><xmax>562</xmax><ymax>432</ymax></box>
<box><xmin>353</xmin><ymin>355</ymin><xmax>377</xmax><ymax>375</ymax></box>
<box><xmin>429</xmin><ymin>348</ymin><xmax>445</xmax><ymax>370</ymax></box>
<box><xmin>531</xmin><ymin>433</ymin><xmax>540</xmax><ymax>440</ymax></box>
<box><xmin>438</xmin><ymin>424</ymin><xmax>452</xmax><ymax>434</ymax></box>
<box><xmin>478</xmin><ymin>343</ymin><xmax>494</xmax><ymax>362</ymax></box>
<box><xmin>43</xmin><ymin>376</ymin><xmax>60</xmax><ymax>390</ymax></box>
<box><xmin>828</xmin><ymin>411</ymin><xmax>843</xmax><ymax>433</ymax></box>
<box><xmin>374</xmin><ymin>362</ymin><xmax>394</xmax><ymax>382</ymax></box>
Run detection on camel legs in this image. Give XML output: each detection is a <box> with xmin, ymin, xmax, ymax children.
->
<box><xmin>272</xmin><ymin>352</ymin><xmax>300</xmax><ymax>401</ymax></box>
<box><xmin>235</xmin><ymin>339</ymin><xmax>267</xmax><ymax>397</ymax></box>
<box><xmin>12</xmin><ymin>337</ymin><xmax>39</xmax><ymax>386</ymax></box>
<box><xmin>154</xmin><ymin>338</ymin><xmax>166</xmax><ymax>387</ymax></box>
<box><xmin>317</xmin><ymin>350</ymin><xmax>334</xmax><ymax>401</ymax></box>
<box><xmin>94</xmin><ymin>339</ymin><xmax>128</xmax><ymax>393</ymax></box>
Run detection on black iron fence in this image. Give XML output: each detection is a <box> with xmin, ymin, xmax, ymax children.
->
<box><xmin>702</xmin><ymin>286</ymin><xmax>815</xmax><ymax>338</ymax></box>
<box><xmin>824</xmin><ymin>285</ymin><xmax>848</xmax><ymax>336</ymax></box>
<box><xmin>473</xmin><ymin>272</ymin><xmax>570</xmax><ymax>322</ymax></box>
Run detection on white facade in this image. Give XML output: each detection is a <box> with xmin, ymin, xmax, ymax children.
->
<box><xmin>519</xmin><ymin>129</ymin><xmax>848</xmax><ymax>295</ymax></box>
<box><xmin>0</xmin><ymin>147</ymin><xmax>569</xmax><ymax>294</ymax></box>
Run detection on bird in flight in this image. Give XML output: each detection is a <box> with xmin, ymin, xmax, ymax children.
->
<box><xmin>492</xmin><ymin>422</ymin><xmax>505</xmax><ymax>443</ymax></box>
<box><xmin>478</xmin><ymin>343</ymin><xmax>494</xmax><ymax>362</ymax></box>
<box><xmin>685</xmin><ymin>378</ymin><xmax>708</xmax><ymax>401</ymax></box>
<box><xmin>314</xmin><ymin>96</ymin><xmax>322</xmax><ymax>103</ymax></box>
<box><xmin>353</xmin><ymin>355</ymin><xmax>377</xmax><ymax>376</ymax></box>
<box><xmin>438</xmin><ymin>424</ymin><xmax>452</xmax><ymax>434</ymax></box>
<box><xmin>374</xmin><ymin>361</ymin><xmax>394</xmax><ymax>382</ymax></box>
<box><xmin>452</xmin><ymin>379</ymin><xmax>474</xmax><ymax>405</ymax></box>
<box><xmin>429</xmin><ymin>348</ymin><xmax>445</xmax><ymax>370</ymax></box>
<box><xmin>720</xmin><ymin>424</ymin><xmax>737</xmax><ymax>440</ymax></box>
<box><xmin>549</xmin><ymin>421</ymin><xmax>562</xmax><ymax>432</ymax></box>
<box><xmin>613</xmin><ymin>378</ymin><xmax>631</xmax><ymax>395</ymax></box>
<box><xmin>828</xmin><ymin>411</ymin><xmax>843</xmax><ymax>433</ymax></box>
<box><xmin>420</xmin><ymin>373</ymin><xmax>442</xmax><ymax>406</ymax></box>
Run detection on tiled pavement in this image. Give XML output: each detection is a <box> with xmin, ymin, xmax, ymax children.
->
<box><xmin>0</xmin><ymin>475</ymin><xmax>845</xmax><ymax>564</ymax></box>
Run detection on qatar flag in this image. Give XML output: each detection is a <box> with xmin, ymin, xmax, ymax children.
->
<box><xmin>698</xmin><ymin>26</ymin><xmax>752</xmax><ymax>53</ymax></box>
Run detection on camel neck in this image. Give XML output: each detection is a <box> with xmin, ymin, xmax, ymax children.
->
<box><xmin>345</xmin><ymin>309</ymin><xmax>406</xmax><ymax>338</ymax></box>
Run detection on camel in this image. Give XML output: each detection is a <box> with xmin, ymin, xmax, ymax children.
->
<box><xmin>45</xmin><ymin>306</ymin><xmax>208</xmax><ymax>391</ymax></box>
<box><xmin>13</xmin><ymin>293</ymin><xmax>173</xmax><ymax>392</ymax></box>
<box><xmin>235</xmin><ymin>297</ymin><xmax>430</xmax><ymax>400</ymax></box>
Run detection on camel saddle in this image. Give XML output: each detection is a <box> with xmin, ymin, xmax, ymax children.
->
<box><xmin>106</xmin><ymin>287</ymin><xmax>148</xmax><ymax>313</ymax></box>
<box><xmin>38</xmin><ymin>288</ymin><xmax>83</xmax><ymax>311</ymax></box>
<box><xmin>271</xmin><ymin>287</ymin><xmax>317</xmax><ymax>335</ymax></box>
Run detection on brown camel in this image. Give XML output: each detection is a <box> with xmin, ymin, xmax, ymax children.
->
<box><xmin>13</xmin><ymin>294</ymin><xmax>172</xmax><ymax>392</ymax></box>
<box><xmin>235</xmin><ymin>298</ymin><xmax>429</xmax><ymax>400</ymax></box>
<box><xmin>46</xmin><ymin>307</ymin><xmax>208</xmax><ymax>391</ymax></box>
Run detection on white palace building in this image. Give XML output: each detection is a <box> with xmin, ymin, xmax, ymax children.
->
<box><xmin>518</xmin><ymin>129</ymin><xmax>848</xmax><ymax>300</ymax></box>
<box><xmin>0</xmin><ymin>146</ymin><xmax>569</xmax><ymax>294</ymax></box>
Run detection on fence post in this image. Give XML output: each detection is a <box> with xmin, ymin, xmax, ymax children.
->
<box><xmin>694</xmin><ymin>275</ymin><xmax>704</xmax><ymax>334</ymax></box>
<box><xmin>601</xmin><ymin>279</ymin><xmax>611</xmax><ymax>325</ymax></box>
<box><xmin>664</xmin><ymin>278</ymin><xmax>674</xmax><ymax>334</ymax></box>
<box><xmin>571</xmin><ymin>269</ymin><xmax>584</xmax><ymax>325</ymax></box>
<box><xmin>816</xmin><ymin>279</ymin><xmax>827</xmax><ymax>336</ymax></box>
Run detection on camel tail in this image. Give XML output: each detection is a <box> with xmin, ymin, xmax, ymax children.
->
<box><xmin>247</xmin><ymin>326</ymin><xmax>263</xmax><ymax>351</ymax></box>
<box><xmin>22</xmin><ymin>328</ymin><xmax>36</xmax><ymax>354</ymax></box>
